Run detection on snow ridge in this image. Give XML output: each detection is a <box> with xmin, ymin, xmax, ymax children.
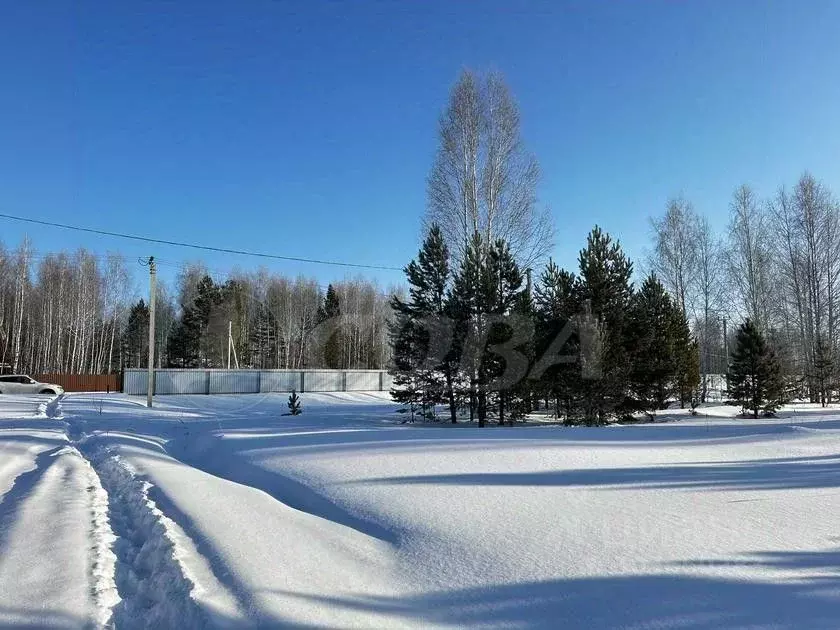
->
<box><xmin>82</xmin><ymin>446</ymin><xmax>208</xmax><ymax>629</ymax></box>
<box><xmin>82</xmin><ymin>457</ymin><xmax>121</xmax><ymax>627</ymax></box>
<box><xmin>39</xmin><ymin>393</ymin><xmax>63</xmax><ymax>419</ymax></box>
<box><xmin>63</xmin><ymin>401</ymin><xmax>207</xmax><ymax>630</ymax></box>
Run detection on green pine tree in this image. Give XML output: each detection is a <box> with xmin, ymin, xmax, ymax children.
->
<box><xmin>448</xmin><ymin>233</ymin><xmax>489</xmax><ymax>425</ymax></box>
<box><xmin>388</xmin><ymin>305</ymin><xmax>425</xmax><ymax>422</ymax></box>
<box><xmin>287</xmin><ymin>390</ymin><xmax>302</xmax><ymax>415</ymax></box>
<box><xmin>122</xmin><ymin>299</ymin><xmax>149</xmax><ymax>368</ymax></box>
<box><xmin>389</xmin><ymin>225</ymin><xmax>455</xmax><ymax>421</ymax></box>
<box><xmin>627</xmin><ymin>275</ymin><xmax>677</xmax><ymax>415</ymax></box>
<box><xmin>727</xmin><ymin>319</ymin><xmax>785</xmax><ymax>418</ymax></box>
<box><xmin>483</xmin><ymin>239</ymin><xmax>526</xmax><ymax>426</ymax></box>
<box><xmin>166</xmin><ymin>275</ymin><xmax>221</xmax><ymax>368</ymax></box>
<box><xmin>577</xmin><ymin>226</ymin><xmax>634</xmax><ymax>424</ymax></box>
<box><xmin>319</xmin><ymin>284</ymin><xmax>343</xmax><ymax>369</ymax></box>
<box><xmin>671</xmin><ymin>306</ymin><xmax>701</xmax><ymax>409</ymax></box>
<box><xmin>532</xmin><ymin>259</ymin><xmax>581</xmax><ymax>423</ymax></box>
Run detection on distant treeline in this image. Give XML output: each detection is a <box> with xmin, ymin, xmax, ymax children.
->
<box><xmin>0</xmin><ymin>247</ymin><xmax>397</xmax><ymax>374</ymax></box>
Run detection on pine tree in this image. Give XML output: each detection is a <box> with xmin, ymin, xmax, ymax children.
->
<box><xmin>671</xmin><ymin>306</ymin><xmax>701</xmax><ymax>408</ymax></box>
<box><xmin>388</xmin><ymin>304</ymin><xmax>425</xmax><ymax>422</ymax></box>
<box><xmin>577</xmin><ymin>226</ymin><xmax>634</xmax><ymax>424</ymax></box>
<box><xmin>165</xmin><ymin>274</ymin><xmax>222</xmax><ymax>368</ymax></box>
<box><xmin>448</xmin><ymin>232</ymin><xmax>487</xmax><ymax>425</ymax></box>
<box><xmin>483</xmin><ymin>239</ymin><xmax>526</xmax><ymax>425</ymax></box>
<box><xmin>727</xmin><ymin>319</ymin><xmax>785</xmax><ymax>418</ymax></box>
<box><xmin>287</xmin><ymin>390</ymin><xmax>302</xmax><ymax>415</ymax></box>
<box><xmin>532</xmin><ymin>260</ymin><xmax>581</xmax><ymax>422</ymax></box>
<box><xmin>122</xmin><ymin>299</ymin><xmax>149</xmax><ymax>368</ymax></box>
<box><xmin>627</xmin><ymin>275</ymin><xmax>677</xmax><ymax>415</ymax></box>
<box><xmin>319</xmin><ymin>284</ymin><xmax>343</xmax><ymax>369</ymax></box>
<box><xmin>389</xmin><ymin>225</ymin><xmax>454</xmax><ymax>421</ymax></box>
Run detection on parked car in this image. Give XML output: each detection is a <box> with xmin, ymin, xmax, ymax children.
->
<box><xmin>0</xmin><ymin>375</ymin><xmax>64</xmax><ymax>395</ymax></box>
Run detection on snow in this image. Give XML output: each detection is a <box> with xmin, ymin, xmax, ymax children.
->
<box><xmin>1</xmin><ymin>391</ymin><xmax>839</xmax><ymax>628</ymax></box>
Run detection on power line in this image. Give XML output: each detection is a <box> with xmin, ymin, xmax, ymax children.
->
<box><xmin>0</xmin><ymin>212</ymin><xmax>403</xmax><ymax>272</ymax></box>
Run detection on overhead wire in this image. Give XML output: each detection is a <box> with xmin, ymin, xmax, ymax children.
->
<box><xmin>0</xmin><ymin>212</ymin><xmax>403</xmax><ymax>271</ymax></box>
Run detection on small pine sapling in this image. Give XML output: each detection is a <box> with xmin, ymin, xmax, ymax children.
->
<box><xmin>287</xmin><ymin>390</ymin><xmax>302</xmax><ymax>416</ymax></box>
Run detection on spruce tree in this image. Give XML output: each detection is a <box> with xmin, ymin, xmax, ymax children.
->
<box><xmin>727</xmin><ymin>319</ymin><xmax>785</xmax><ymax>418</ymax></box>
<box><xmin>533</xmin><ymin>260</ymin><xmax>581</xmax><ymax>422</ymax></box>
<box><xmin>165</xmin><ymin>274</ymin><xmax>222</xmax><ymax>368</ymax></box>
<box><xmin>483</xmin><ymin>239</ymin><xmax>526</xmax><ymax>425</ymax></box>
<box><xmin>448</xmin><ymin>233</ymin><xmax>488</xmax><ymax>425</ymax></box>
<box><xmin>320</xmin><ymin>285</ymin><xmax>343</xmax><ymax>369</ymax></box>
<box><xmin>626</xmin><ymin>275</ymin><xmax>701</xmax><ymax>417</ymax></box>
<box><xmin>287</xmin><ymin>390</ymin><xmax>302</xmax><ymax>415</ymax></box>
<box><xmin>388</xmin><ymin>305</ymin><xmax>424</xmax><ymax>421</ymax></box>
<box><xmin>671</xmin><ymin>306</ymin><xmax>701</xmax><ymax>408</ymax></box>
<box><xmin>405</xmin><ymin>225</ymin><xmax>456</xmax><ymax>421</ymax></box>
<box><xmin>627</xmin><ymin>275</ymin><xmax>677</xmax><ymax>415</ymax></box>
<box><xmin>577</xmin><ymin>226</ymin><xmax>634</xmax><ymax>424</ymax></box>
<box><xmin>122</xmin><ymin>300</ymin><xmax>150</xmax><ymax>368</ymax></box>
<box><xmin>389</xmin><ymin>225</ymin><xmax>455</xmax><ymax>421</ymax></box>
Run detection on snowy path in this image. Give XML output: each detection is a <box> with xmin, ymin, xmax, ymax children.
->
<box><xmin>1</xmin><ymin>392</ymin><xmax>839</xmax><ymax>628</ymax></box>
<box><xmin>0</xmin><ymin>411</ymin><xmax>113</xmax><ymax>628</ymax></box>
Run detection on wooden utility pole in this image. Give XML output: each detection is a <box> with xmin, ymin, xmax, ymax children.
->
<box><xmin>147</xmin><ymin>257</ymin><xmax>156</xmax><ymax>408</ymax></box>
<box><xmin>722</xmin><ymin>318</ymin><xmax>729</xmax><ymax>364</ymax></box>
<box><xmin>722</xmin><ymin>316</ymin><xmax>729</xmax><ymax>392</ymax></box>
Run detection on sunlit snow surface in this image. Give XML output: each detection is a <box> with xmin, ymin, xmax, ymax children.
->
<box><xmin>1</xmin><ymin>391</ymin><xmax>839</xmax><ymax>628</ymax></box>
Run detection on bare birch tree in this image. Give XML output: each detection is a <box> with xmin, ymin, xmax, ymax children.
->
<box><xmin>725</xmin><ymin>184</ymin><xmax>774</xmax><ymax>331</ymax></box>
<box><xmin>427</xmin><ymin>69</ymin><xmax>552</xmax><ymax>268</ymax></box>
<box><xmin>649</xmin><ymin>197</ymin><xmax>700</xmax><ymax>316</ymax></box>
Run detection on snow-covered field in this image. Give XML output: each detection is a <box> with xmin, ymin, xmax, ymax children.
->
<box><xmin>0</xmin><ymin>392</ymin><xmax>838</xmax><ymax>629</ymax></box>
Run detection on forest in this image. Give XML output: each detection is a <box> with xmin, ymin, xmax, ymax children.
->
<box><xmin>0</xmin><ymin>248</ymin><xmax>395</xmax><ymax>374</ymax></box>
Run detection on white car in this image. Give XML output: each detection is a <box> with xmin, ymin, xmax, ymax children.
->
<box><xmin>0</xmin><ymin>375</ymin><xmax>64</xmax><ymax>396</ymax></box>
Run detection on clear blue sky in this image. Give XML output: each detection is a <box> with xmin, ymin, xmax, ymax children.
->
<box><xmin>1</xmin><ymin>1</ymin><xmax>838</xmax><ymax>294</ymax></box>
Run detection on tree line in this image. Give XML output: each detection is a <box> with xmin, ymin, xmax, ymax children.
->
<box><xmin>0</xmin><ymin>245</ymin><xmax>395</xmax><ymax>374</ymax></box>
<box><xmin>650</xmin><ymin>174</ymin><xmax>840</xmax><ymax>407</ymax></box>
<box><xmin>390</xmin><ymin>224</ymin><xmax>699</xmax><ymax>425</ymax></box>
<box><xmin>150</xmin><ymin>267</ymin><xmax>394</xmax><ymax>370</ymax></box>
<box><xmin>388</xmin><ymin>68</ymin><xmax>838</xmax><ymax>424</ymax></box>
<box><xmin>0</xmin><ymin>243</ymin><xmax>130</xmax><ymax>375</ymax></box>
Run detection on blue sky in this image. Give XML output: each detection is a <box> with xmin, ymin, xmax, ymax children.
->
<box><xmin>1</xmin><ymin>1</ymin><xmax>838</xmax><ymax>295</ymax></box>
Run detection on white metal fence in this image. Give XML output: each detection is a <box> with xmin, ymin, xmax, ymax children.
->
<box><xmin>123</xmin><ymin>369</ymin><xmax>393</xmax><ymax>395</ymax></box>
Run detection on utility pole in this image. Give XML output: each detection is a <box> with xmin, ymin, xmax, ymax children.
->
<box><xmin>146</xmin><ymin>257</ymin><xmax>156</xmax><ymax>408</ymax></box>
<box><xmin>722</xmin><ymin>316</ymin><xmax>729</xmax><ymax>392</ymax></box>
<box><xmin>227</xmin><ymin>320</ymin><xmax>232</xmax><ymax>369</ymax></box>
<box><xmin>722</xmin><ymin>317</ymin><xmax>729</xmax><ymax>364</ymax></box>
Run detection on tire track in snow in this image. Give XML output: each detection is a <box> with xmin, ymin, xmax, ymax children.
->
<box><xmin>82</xmin><ymin>454</ymin><xmax>121</xmax><ymax>628</ymax></box>
<box><xmin>0</xmin><ymin>445</ymin><xmax>64</xmax><ymax>553</ymax></box>
<box><xmin>83</xmin><ymin>448</ymin><xmax>207</xmax><ymax>629</ymax></box>
<box><xmin>60</xmin><ymin>398</ymin><xmax>209</xmax><ymax>629</ymax></box>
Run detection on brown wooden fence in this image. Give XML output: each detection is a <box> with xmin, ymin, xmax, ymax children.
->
<box><xmin>32</xmin><ymin>374</ymin><xmax>122</xmax><ymax>393</ymax></box>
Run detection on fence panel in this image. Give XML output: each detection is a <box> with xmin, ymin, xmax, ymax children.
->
<box><xmin>31</xmin><ymin>374</ymin><xmax>121</xmax><ymax>393</ymax></box>
<box><xmin>122</xmin><ymin>368</ymin><xmax>390</xmax><ymax>395</ymax></box>
<box><xmin>303</xmin><ymin>370</ymin><xmax>343</xmax><ymax>392</ymax></box>
<box><xmin>345</xmin><ymin>371</ymin><xmax>381</xmax><ymax>391</ymax></box>
<box><xmin>155</xmin><ymin>370</ymin><xmax>207</xmax><ymax>395</ymax></box>
<box><xmin>260</xmin><ymin>371</ymin><xmax>303</xmax><ymax>393</ymax></box>
<box><xmin>209</xmin><ymin>370</ymin><xmax>260</xmax><ymax>394</ymax></box>
<box><xmin>123</xmin><ymin>370</ymin><xmax>148</xmax><ymax>395</ymax></box>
